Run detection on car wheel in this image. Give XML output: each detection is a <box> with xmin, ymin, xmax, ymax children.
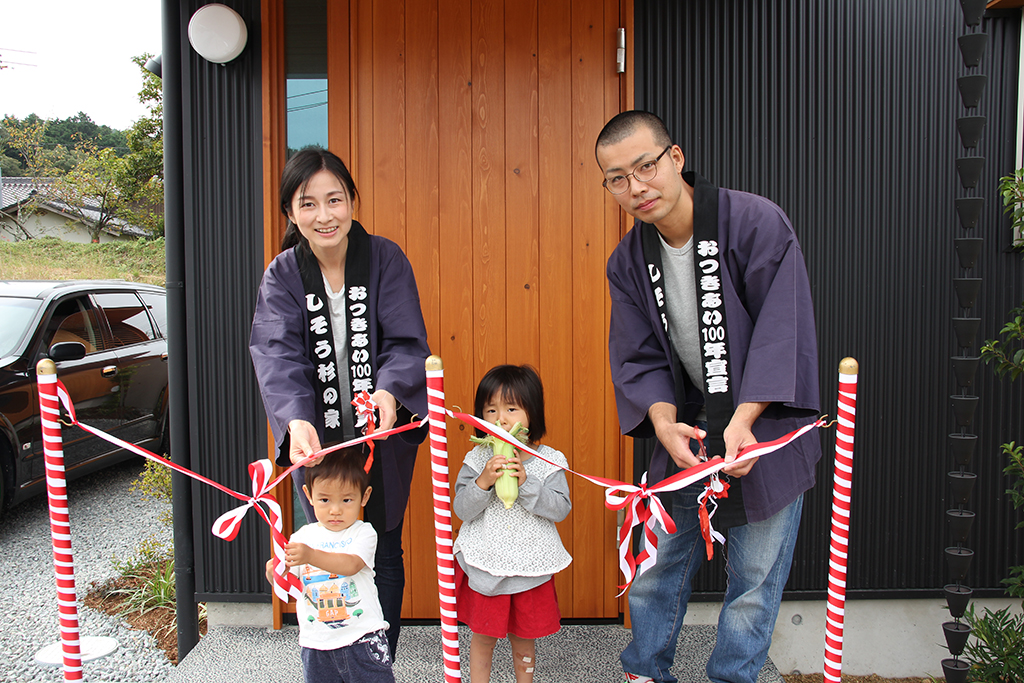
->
<box><xmin>0</xmin><ymin>438</ymin><xmax>11</xmax><ymax>512</ymax></box>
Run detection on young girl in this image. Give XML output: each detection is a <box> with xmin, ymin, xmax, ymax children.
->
<box><xmin>452</xmin><ymin>364</ymin><xmax>572</xmax><ymax>683</ymax></box>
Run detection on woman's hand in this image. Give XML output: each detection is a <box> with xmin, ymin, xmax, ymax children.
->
<box><xmin>288</xmin><ymin>419</ymin><xmax>321</xmax><ymax>466</ymax></box>
<box><xmin>370</xmin><ymin>389</ymin><xmax>398</xmax><ymax>432</ymax></box>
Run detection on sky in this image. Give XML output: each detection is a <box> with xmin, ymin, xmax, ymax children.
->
<box><xmin>1</xmin><ymin>0</ymin><xmax>163</xmax><ymax>131</ymax></box>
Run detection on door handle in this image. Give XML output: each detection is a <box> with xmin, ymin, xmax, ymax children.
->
<box><xmin>161</xmin><ymin>352</ymin><xmax>168</xmax><ymax>362</ymax></box>
<box><xmin>101</xmin><ymin>366</ymin><xmax>118</xmax><ymax>378</ymax></box>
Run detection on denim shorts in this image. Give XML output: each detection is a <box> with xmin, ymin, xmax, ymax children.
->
<box><xmin>301</xmin><ymin>629</ymin><xmax>394</xmax><ymax>683</ymax></box>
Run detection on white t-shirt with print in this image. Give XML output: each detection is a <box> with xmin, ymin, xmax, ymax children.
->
<box><xmin>289</xmin><ymin>519</ymin><xmax>387</xmax><ymax>650</ymax></box>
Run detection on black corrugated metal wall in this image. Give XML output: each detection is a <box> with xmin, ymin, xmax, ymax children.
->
<box><xmin>177</xmin><ymin>0</ymin><xmax>269</xmax><ymax>600</ymax></box>
<box><xmin>635</xmin><ymin>0</ymin><xmax>1024</xmax><ymax>596</ymax></box>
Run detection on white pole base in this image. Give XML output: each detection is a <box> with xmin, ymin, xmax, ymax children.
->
<box><xmin>34</xmin><ymin>635</ymin><xmax>119</xmax><ymax>667</ymax></box>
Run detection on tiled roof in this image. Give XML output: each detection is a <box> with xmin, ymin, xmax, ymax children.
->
<box><xmin>0</xmin><ymin>176</ymin><xmax>148</xmax><ymax>237</ymax></box>
<box><xmin>0</xmin><ymin>176</ymin><xmax>54</xmax><ymax>211</ymax></box>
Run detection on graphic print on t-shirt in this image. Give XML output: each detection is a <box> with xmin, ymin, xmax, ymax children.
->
<box><xmin>300</xmin><ymin>566</ymin><xmax>363</xmax><ymax>627</ymax></box>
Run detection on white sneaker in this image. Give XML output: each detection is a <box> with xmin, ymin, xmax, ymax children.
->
<box><xmin>624</xmin><ymin>674</ymin><xmax>654</xmax><ymax>683</ymax></box>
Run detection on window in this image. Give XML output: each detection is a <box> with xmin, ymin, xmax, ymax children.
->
<box><xmin>286</xmin><ymin>0</ymin><xmax>328</xmax><ymax>152</ymax></box>
<box><xmin>48</xmin><ymin>297</ymin><xmax>104</xmax><ymax>354</ymax></box>
<box><xmin>138</xmin><ymin>291</ymin><xmax>168</xmax><ymax>338</ymax></box>
<box><xmin>93</xmin><ymin>292</ymin><xmax>156</xmax><ymax>348</ymax></box>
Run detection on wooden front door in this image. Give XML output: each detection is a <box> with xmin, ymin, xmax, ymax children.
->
<box><xmin>265</xmin><ymin>0</ymin><xmax>632</xmax><ymax>620</ymax></box>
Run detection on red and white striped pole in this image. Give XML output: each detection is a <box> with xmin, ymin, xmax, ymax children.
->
<box><xmin>426</xmin><ymin>356</ymin><xmax>461</xmax><ymax>682</ymax></box>
<box><xmin>823</xmin><ymin>357</ymin><xmax>859</xmax><ymax>683</ymax></box>
<box><xmin>37</xmin><ymin>360</ymin><xmax>83</xmax><ymax>681</ymax></box>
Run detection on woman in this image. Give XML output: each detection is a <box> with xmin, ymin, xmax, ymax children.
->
<box><xmin>250</xmin><ymin>147</ymin><xmax>430</xmax><ymax>658</ymax></box>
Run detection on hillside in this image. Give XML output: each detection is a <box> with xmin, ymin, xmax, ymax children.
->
<box><xmin>0</xmin><ymin>237</ymin><xmax>166</xmax><ymax>285</ymax></box>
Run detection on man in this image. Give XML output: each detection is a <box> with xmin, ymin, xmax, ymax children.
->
<box><xmin>597</xmin><ymin>110</ymin><xmax>821</xmax><ymax>683</ymax></box>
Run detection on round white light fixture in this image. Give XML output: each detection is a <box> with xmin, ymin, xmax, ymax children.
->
<box><xmin>188</xmin><ymin>4</ymin><xmax>248</xmax><ymax>64</ymax></box>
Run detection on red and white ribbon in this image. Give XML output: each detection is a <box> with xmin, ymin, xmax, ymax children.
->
<box><xmin>426</xmin><ymin>362</ymin><xmax>461</xmax><ymax>682</ymax></box>
<box><xmin>211</xmin><ymin>459</ymin><xmax>302</xmax><ymax>602</ymax></box>
<box><xmin>352</xmin><ymin>393</ymin><xmax>378</xmax><ymax>472</ymax></box>
<box><xmin>53</xmin><ymin>382</ymin><xmax>425</xmax><ymax>603</ymax></box>
<box><xmin>38</xmin><ymin>370</ymin><xmax>83</xmax><ymax>681</ymax></box>
<box><xmin>824</xmin><ymin>360</ymin><xmax>858</xmax><ymax>683</ymax></box>
<box><xmin>449</xmin><ymin>409</ymin><xmax>826</xmax><ymax>594</ymax></box>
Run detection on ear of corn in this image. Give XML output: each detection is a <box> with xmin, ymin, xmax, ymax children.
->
<box><xmin>470</xmin><ymin>422</ymin><xmax>529</xmax><ymax>509</ymax></box>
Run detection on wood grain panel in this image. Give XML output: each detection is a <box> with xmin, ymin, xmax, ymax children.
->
<box><xmin>261</xmin><ymin>0</ymin><xmax>288</xmax><ymax>629</ymax></box>
<box><xmin>571</xmin><ymin>0</ymin><xmax>615</xmax><ymax>617</ymax></box>
<box><xmin>402</xmin><ymin>0</ymin><xmax>440</xmax><ymax>618</ymax></box>
<box><xmin>327</xmin><ymin>0</ymin><xmax>351</xmax><ymax>162</ymax></box>
<box><xmin>371</xmin><ymin>0</ymin><xmax>407</xmax><ymax>246</ymax></box>
<box><xmin>537</xmin><ymin>0</ymin><xmax>576</xmax><ymax>616</ymax></box>
<box><xmin>603</xmin><ymin>0</ymin><xmax>626</xmax><ymax>620</ymax></box>
<box><xmin>503</xmin><ymin>0</ymin><xmax>540</xmax><ymax>368</ymax></box>
<box><xmin>472</xmin><ymin>0</ymin><xmax>507</xmax><ymax>380</ymax></box>
<box><xmin>437</xmin><ymin>0</ymin><xmax>476</xmax><ymax>548</ymax></box>
<box><xmin>353</xmin><ymin>0</ymin><xmax>375</xmax><ymax>229</ymax></box>
<box><xmin>302</xmin><ymin>0</ymin><xmax>625</xmax><ymax>621</ymax></box>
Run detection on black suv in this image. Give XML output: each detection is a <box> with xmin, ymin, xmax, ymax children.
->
<box><xmin>0</xmin><ymin>281</ymin><xmax>168</xmax><ymax>511</ymax></box>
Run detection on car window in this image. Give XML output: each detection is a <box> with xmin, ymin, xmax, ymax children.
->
<box><xmin>138</xmin><ymin>291</ymin><xmax>167</xmax><ymax>338</ymax></box>
<box><xmin>93</xmin><ymin>292</ymin><xmax>157</xmax><ymax>348</ymax></box>
<box><xmin>0</xmin><ymin>297</ymin><xmax>42</xmax><ymax>357</ymax></box>
<box><xmin>47</xmin><ymin>297</ymin><xmax>105</xmax><ymax>354</ymax></box>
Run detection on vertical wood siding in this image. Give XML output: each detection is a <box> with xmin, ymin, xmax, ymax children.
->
<box><xmin>324</xmin><ymin>0</ymin><xmax>626</xmax><ymax>618</ymax></box>
<box><xmin>635</xmin><ymin>0</ymin><xmax>1024</xmax><ymax>596</ymax></box>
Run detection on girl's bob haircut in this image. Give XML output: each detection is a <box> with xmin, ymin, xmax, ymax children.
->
<box><xmin>473</xmin><ymin>364</ymin><xmax>546</xmax><ymax>442</ymax></box>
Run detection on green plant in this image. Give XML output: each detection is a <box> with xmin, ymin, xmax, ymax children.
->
<box><xmin>1001</xmin><ymin>441</ymin><xmax>1024</xmax><ymax>599</ymax></box>
<box><xmin>111</xmin><ymin>535</ymin><xmax>170</xmax><ymax>576</ymax></box>
<box><xmin>967</xmin><ymin>171</ymin><xmax>1024</xmax><ymax>683</ymax></box>
<box><xmin>981</xmin><ymin>305</ymin><xmax>1024</xmax><ymax>381</ymax></box>
<box><xmin>113</xmin><ymin>556</ymin><xmax>177</xmax><ymax>617</ymax></box>
<box><xmin>962</xmin><ymin>603</ymin><xmax>1024</xmax><ymax>683</ymax></box>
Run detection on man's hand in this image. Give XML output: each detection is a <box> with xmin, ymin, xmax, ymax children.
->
<box><xmin>649</xmin><ymin>402</ymin><xmax>705</xmax><ymax>470</ymax></box>
<box><xmin>722</xmin><ymin>402</ymin><xmax>769</xmax><ymax>476</ymax></box>
<box><xmin>288</xmin><ymin>419</ymin><xmax>321</xmax><ymax>466</ymax></box>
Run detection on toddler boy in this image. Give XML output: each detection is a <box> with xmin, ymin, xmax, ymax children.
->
<box><xmin>265</xmin><ymin>448</ymin><xmax>393</xmax><ymax>683</ymax></box>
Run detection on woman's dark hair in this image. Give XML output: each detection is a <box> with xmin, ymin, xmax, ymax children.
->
<box><xmin>279</xmin><ymin>147</ymin><xmax>360</xmax><ymax>251</ymax></box>
<box><xmin>304</xmin><ymin>446</ymin><xmax>371</xmax><ymax>495</ymax></box>
<box><xmin>473</xmin><ymin>364</ymin><xmax>546</xmax><ymax>442</ymax></box>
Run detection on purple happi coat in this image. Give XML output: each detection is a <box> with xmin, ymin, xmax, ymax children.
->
<box><xmin>250</xmin><ymin>238</ymin><xmax>430</xmax><ymax>532</ymax></box>
<box><xmin>606</xmin><ymin>182</ymin><xmax>821</xmax><ymax>523</ymax></box>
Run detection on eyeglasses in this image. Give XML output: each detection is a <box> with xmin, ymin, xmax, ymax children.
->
<box><xmin>602</xmin><ymin>145</ymin><xmax>672</xmax><ymax>195</ymax></box>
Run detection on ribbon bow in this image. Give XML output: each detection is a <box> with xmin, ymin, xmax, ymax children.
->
<box><xmin>351</xmin><ymin>391</ymin><xmax>378</xmax><ymax>472</ymax></box>
<box><xmin>212</xmin><ymin>460</ymin><xmax>303</xmax><ymax>601</ymax></box>
<box><xmin>690</xmin><ymin>431</ymin><xmax>728</xmax><ymax>561</ymax></box>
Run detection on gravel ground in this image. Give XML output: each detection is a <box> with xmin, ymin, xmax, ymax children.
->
<box><xmin>0</xmin><ymin>458</ymin><xmax>174</xmax><ymax>683</ymax></box>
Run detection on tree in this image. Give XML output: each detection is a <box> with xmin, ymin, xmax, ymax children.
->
<box><xmin>117</xmin><ymin>54</ymin><xmax>164</xmax><ymax>237</ymax></box>
<box><xmin>0</xmin><ymin>54</ymin><xmax>164</xmax><ymax>241</ymax></box>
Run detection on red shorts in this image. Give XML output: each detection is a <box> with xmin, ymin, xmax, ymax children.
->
<box><xmin>455</xmin><ymin>562</ymin><xmax>562</xmax><ymax>639</ymax></box>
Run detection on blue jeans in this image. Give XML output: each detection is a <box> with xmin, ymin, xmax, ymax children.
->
<box><xmin>293</xmin><ymin>472</ymin><xmax>406</xmax><ymax>660</ymax></box>
<box><xmin>301</xmin><ymin>630</ymin><xmax>394</xmax><ymax>683</ymax></box>
<box><xmin>620</xmin><ymin>481</ymin><xmax>803</xmax><ymax>683</ymax></box>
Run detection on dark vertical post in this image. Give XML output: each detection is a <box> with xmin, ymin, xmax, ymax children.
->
<box><xmin>944</xmin><ymin>2</ymin><xmax>986</xmax><ymax>681</ymax></box>
<box><xmin>164</xmin><ymin>0</ymin><xmax>200</xmax><ymax>660</ymax></box>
